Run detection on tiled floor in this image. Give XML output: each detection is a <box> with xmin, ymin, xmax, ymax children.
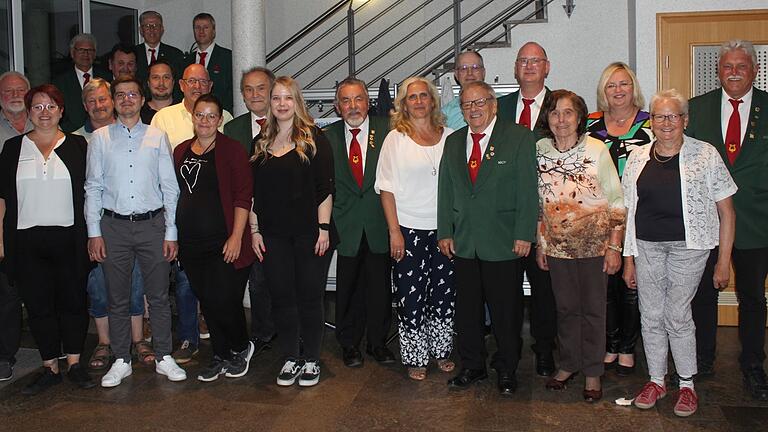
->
<box><xmin>1</xmin><ymin>297</ymin><xmax>767</xmax><ymax>432</ymax></box>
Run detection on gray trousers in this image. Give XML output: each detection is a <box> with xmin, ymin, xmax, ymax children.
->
<box><xmin>635</xmin><ymin>240</ymin><xmax>709</xmax><ymax>379</ymax></box>
<box><xmin>102</xmin><ymin>213</ymin><xmax>172</xmax><ymax>362</ymax></box>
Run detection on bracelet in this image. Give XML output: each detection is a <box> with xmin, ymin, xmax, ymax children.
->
<box><xmin>606</xmin><ymin>244</ymin><xmax>623</xmax><ymax>253</ymax></box>
<box><xmin>318</xmin><ymin>223</ymin><xmax>330</xmax><ymax>231</ymax></box>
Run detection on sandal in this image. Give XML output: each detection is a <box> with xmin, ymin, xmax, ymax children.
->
<box><xmin>408</xmin><ymin>367</ymin><xmax>427</xmax><ymax>381</ymax></box>
<box><xmin>89</xmin><ymin>343</ymin><xmax>113</xmax><ymax>370</ymax></box>
<box><xmin>133</xmin><ymin>341</ymin><xmax>156</xmax><ymax>366</ymax></box>
<box><xmin>436</xmin><ymin>358</ymin><xmax>455</xmax><ymax>373</ymax></box>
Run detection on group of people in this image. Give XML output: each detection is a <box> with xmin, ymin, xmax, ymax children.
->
<box><xmin>0</xmin><ymin>9</ymin><xmax>765</xmax><ymax>418</ymax></box>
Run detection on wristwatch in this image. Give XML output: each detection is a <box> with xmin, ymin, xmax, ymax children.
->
<box><xmin>607</xmin><ymin>244</ymin><xmax>623</xmax><ymax>253</ymax></box>
<box><xmin>318</xmin><ymin>223</ymin><xmax>330</xmax><ymax>231</ymax></box>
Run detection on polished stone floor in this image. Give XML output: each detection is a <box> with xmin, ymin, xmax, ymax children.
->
<box><xmin>1</xmin><ymin>298</ymin><xmax>767</xmax><ymax>432</ymax></box>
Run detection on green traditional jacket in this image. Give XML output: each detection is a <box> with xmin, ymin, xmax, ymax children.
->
<box><xmin>687</xmin><ymin>87</ymin><xmax>768</xmax><ymax>249</ymax></box>
<box><xmin>437</xmin><ymin>119</ymin><xmax>538</xmax><ymax>261</ymax></box>
<box><xmin>323</xmin><ymin>116</ymin><xmax>390</xmax><ymax>257</ymax></box>
<box><xmin>495</xmin><ymin>88</ymin><xmax>551</xmax><ymax>140</ymax></box>
<box><xmin>223</xmin><ymin>112</ymin><xmax>254</xmax><ymax>155</ymax></box>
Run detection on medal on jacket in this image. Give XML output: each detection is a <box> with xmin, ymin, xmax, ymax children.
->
<box><xmin>352</xmin><ymin>155</ymin><xmax>360</xmax><ymax>164</ymax></box>
<box><xmin>728</xmin><ymin>143</ymin><xmax>737</xmax><ymax>153</ymax></box>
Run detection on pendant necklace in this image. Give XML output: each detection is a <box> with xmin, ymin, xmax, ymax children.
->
<box><xmin>422</xmin><ymin>144</ymin><xmax>438</xmax><ymax>176</ymax></box>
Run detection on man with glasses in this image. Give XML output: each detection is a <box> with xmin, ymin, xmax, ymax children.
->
<box><xmin>442</xmin><ymin>51</ymin><xmax>487</xmax><ymax>130</ymax></box>
<box><xmin>0</xmin><ymin>71</ymin><xmax>32</xmax><ymax>150</ymax></box>
<box><xmin>53</xmin><ymin>33</ymin><xmax>111</xmax><ymax>133</ymax></box>
<box><xmin>85</xmin><ymin>76</ymin><xmax>186</xmax><ymax>387</ymax></box>
<box><xmin>133</xmin><ymin>10</ymin><xmax>185</xmax><ymax>101</ymax></box>
<box><xmin>496</xmin><ymin>41</ymin><xmax>557</xmax><ymax>378</ymax></box>
<box><xmin>438</xmin><ymin>81</ymin><xmax>538</xmax><ymax>396</ymax></box>
<box><xmin>687</xmin><ymin>39</ymin><xmax>768</xmax><ymax>401</ymax></box>
<box><xmin>186</xmin><ymin>13</ymin><xmax>233</xmax><ymax>112</ymax></box>
<box><xmin>151</xmin><ymin>63</ymin><xmax>232</xmax><ymax>364</ymax></box>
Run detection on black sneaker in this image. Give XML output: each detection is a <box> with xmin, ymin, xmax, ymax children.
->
<box><xmin>276</xmin><ymin>358</ymin><xmax>304</xmax><ymax>386</ymax></box>
<box><xmin>67</xmin><ymin>364</ymin><xmax>96</xmax><ymax>389</ymax></box>
<box><xmin>21</xmin><ymin>368</ymin><xmax>62</xmax><ymax>395</ymax></box>
<box><xmin>0</xmin><ymin>361</ymin><xmax>12</xmax><ymax>381</ymax></box>
<box><xmin>226</xmin><ymin>341</ymin><xmax>254</xmax><ymax>378</ymax></box>
<box><xmin>197</xmin><ymin>356</ymin><xmax>230</xmax><ymax>382</ymax></box>
<box><xmin>744</xmin><ymin>367</ymin><xmax>768</xmax><ymax>401</ymax></box>
<box><xmin>251</xmin><ymin>337</ymin><xmax>273</xmax><ymax>357</ymax></box>
<box><xmin>298</xmin><ymin>360</ymin><xmax>320</xmax><ymax>387</ymax></box>
<box><xmin>172</xmin><ymin>340</ymin><xmax>199</xmax><ymax>364</ymax></box>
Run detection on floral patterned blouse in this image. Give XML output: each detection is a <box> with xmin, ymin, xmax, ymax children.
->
<box><xmin>536</xmin><ymin>135</ymin><xmax>626</xmax><ymax>259</ymax></box>
<box><xmin>586</xmin><ymin>110</ymin><xmax>653</xmax><ymax>178</ymax></box>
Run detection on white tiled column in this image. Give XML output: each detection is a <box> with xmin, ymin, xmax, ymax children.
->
<box><xmin>231</xmin><ymin>0</ymin><xmax>266</xmax><ymax>117</ymax></box>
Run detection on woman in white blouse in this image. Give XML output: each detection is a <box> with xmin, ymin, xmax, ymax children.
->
<box><xmin>622</xmin><ymin>89</ymin><xmax>736</xmax><ymax>417</ymax></box>
<box><xmin>375</xmin><ymin>77</ymin><xmax>455</xmax><ymax>381</ymax></box>
<box><xmin>0</xmin><ymin>85</ymin><xmax>94</xmax><ymax>394</ymax></box>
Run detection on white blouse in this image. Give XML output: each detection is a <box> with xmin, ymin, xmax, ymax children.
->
<box><xmin>622</xmin><ymin>135</ymin><xmax>737</xmax><ymax>256</ymax></box>
<box><xmin>375</xmin><ymin>127</ymin><xmax>454</xmax><ymax>230</ymax></box>
<box><xmin>16</xmin><ymin>135</ymin><xmax>74</xmax><ymax>229</ymax></box>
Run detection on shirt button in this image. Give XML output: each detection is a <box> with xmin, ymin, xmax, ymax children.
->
<box><xmin>131</xmin><ymin>196</ymin><xmax>134</xmax><ymax>199</ymax></box>
<box><xmin>129</xmin><ymin>164</ymin><xmax>133</xmax><ymax>168</ymax></box>
<box><xmin>130</xmin><ymin>180</ymin><xmax>134</xmax><ymax>183</ymax></box>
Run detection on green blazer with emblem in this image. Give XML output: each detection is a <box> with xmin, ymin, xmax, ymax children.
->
<box><xmin>223</xmin><ymin>112</ymin><xmax>254</xmax><ymax>155</ymax></box>
<box><xmin>323</xmin><ymin>116</ymin><xmax>390</xmax><ymax>257</ymax></box>
<box><xmin>496</xmin><ymin>88</ymin><xmax>551</xmax><ymax>139</ymax></box>
<box><xmin>687</xmin><ymin>87</ymin><xmax>768</xmax><ymax>249</ymax></box>
<box><xmin>437</xmin><ymin>119</ymin><xmax>539</xmax><ymax>261</ymax></box>
<box><xmin>186</xmin><ymin>44</ymin><xmax>233</xmax><ymax>113</ymax></box>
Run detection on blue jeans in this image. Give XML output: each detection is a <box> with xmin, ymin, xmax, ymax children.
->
<box><xmin>174</xmin><ymin>262</ymin><xmax>199</xmax><ymax>345</ymax></box>
<box><xmin>87</xmin><ymin>261</ymin><xmax>144</xmax><ymax>318</ymax></box>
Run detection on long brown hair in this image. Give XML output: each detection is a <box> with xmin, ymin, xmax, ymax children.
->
<box><xmin>252</xmin><ymin>76</ymin><xmax>316</xmax><ymax>163</ymax></box>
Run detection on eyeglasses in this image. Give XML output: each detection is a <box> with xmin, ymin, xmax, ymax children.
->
<box><xmin>516</xmin><ymin>57</ymin><xmax>547</xmax><ymax>67</ymax></box>
<box><xmin>194</xmin><ymin>112</ymin><xmax>220</xmax><ymax>121</ymax></box>
<box><xmin>460</xmin><ymin>97</ymin><xmax>493</xmax><ymax>110</ymax></box>
<box><xmin>650</xmin><ymin>113</ymin><xmax>685</xmax><ymax>123</ymax></box>
<box><xmin>183</xmin><ymin>78</ymin><xmax>210</xmax><ymax>87</ymax></box>
<box><xmin>456</xmin><ymin>64</ymin><xmax>484</xmax><ymax>74</ymax></box>
<box><xmin>73</xmin><ymin>48</ymin><xmax>96</xmax><ymax>55</ymax></box>
<box><xmin>30</xmin><ymin>103</ymin><xmax>59</xmax><ymax>112</ymax></box>
<box><xmin>605</xmin><ymin>81</ymin><xmax>634</xmax><ymax>91</ymax></box>
<box><xmin>141</xmin><ymin>23</ymin><xmax>162</xmax><ymax>30</ymax></box>
<box><xmin>114</xmin><ymin>92</ymin><xmax>141</xmax><ymax>100</ymax></box>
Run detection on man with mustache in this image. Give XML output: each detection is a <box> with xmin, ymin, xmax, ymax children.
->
<box><xmin>687</xmin><ymin>39</ymin><xmax>768</xmax><ymax>401</ymax></box>
<box><xmin>73</xmin><ymin>78</ymin><xmax>115</xmax><ymax>140</ymax></box>
<box><xmin>0</xmin><ymin>71</ymin><xmax>32</xmax><ymax>381</ymax></box>
<box><xmin>108</xmin><ymin>44</ymin><xmax>138</xmax><ymax>82</ymax></box>
<box><xmin>140</xmin><ymin>59</ymin><xmax>176</xmax><ymax>124</ymax></box>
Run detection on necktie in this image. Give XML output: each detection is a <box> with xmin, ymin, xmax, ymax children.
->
<box><xmin>725</xmin><ymin>98</ymin><xmax>743</xmax><ymax>164</ymax></box>
<box><xmin>149</xmin><ymin>48</ymin><xmax>157</xmax><ymax>64</ymax></box>
<box><xmin>468</xmin><ymin>132</ymin><xmax>485</xmax><ymax>184</ymax></box>
<box><xmin>518</xmin><ymin>98</ymin><xmax>535</xmax><ymax>129</ymax></box>
<box><xmin>256</xmin><ymin>118</ymin><xmax>265</xmax><ymax>127</ymax></box>
<box><xmin>198</xmin><ymin>51</ymin><xmax>207</xmax><ymax>66</ymax></box>
<box><xmin>349</xmin><ymin>128</ymin><xmax>364</xmax><ymax>188</ymax></box>
<box><xmin>82</xmin><ymin>72</ymin><xmax>90</xmax><ymax>86</ymax></box>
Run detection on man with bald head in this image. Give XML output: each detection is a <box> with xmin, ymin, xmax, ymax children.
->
<box><xmin>496</xmin><ymin>41</ymin><xmax>557</xmax><ymax>377</ymax></box>
<box><xmin>0</xmin><ymin>71</ymin><xmax>33</xmax><ymax>149</ymax></box>
<box><xmin>442</xmin><ymin>50</ymin><xmax>487</xmax><ymax>130</ymax></box>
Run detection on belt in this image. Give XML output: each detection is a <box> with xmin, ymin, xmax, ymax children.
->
<box><xmin>103</xmin><ymin>208</ymin><xmax>163</xmax><ymax>222</ymax></box>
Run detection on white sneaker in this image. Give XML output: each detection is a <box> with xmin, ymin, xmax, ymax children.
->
<box><xmin>101</xmin><ymin>359</ymin><xmax>132</xmax><ymax>387</ymax></box>
<box><xmin>155</xmin><ymin>355</ymin><xmax>187</xmax><ymax>382</ymax></box>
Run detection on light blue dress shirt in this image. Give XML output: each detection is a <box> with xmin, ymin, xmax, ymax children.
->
<box><xmin>442</xmin><ymin>97</ymin><xmax>467</xmax><ymax>130</ymax></box>
<box><xmin>85</xmin><ymin>120</ymin><xmax>179</xmax><ymax>240</ymax></box>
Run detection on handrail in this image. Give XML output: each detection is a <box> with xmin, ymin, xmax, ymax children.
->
<box><xmin>267</xmin><ymin>0</ymin><xmax>349</xmax><ymax>63</ymax></box>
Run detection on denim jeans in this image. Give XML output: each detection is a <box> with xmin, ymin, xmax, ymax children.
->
<box><xmin>87</xmin><ymin>261</ymin><xmax>145</xmax><ymax>318</ymax></box>
<box><xmin>174</xmin><ymin>262</ymin><xmax>199</xmax><ymax>345</ymax></box>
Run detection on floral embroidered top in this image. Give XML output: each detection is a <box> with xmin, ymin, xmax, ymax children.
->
<box><xmin>536</xmin><ymin>134</ymin><xmax>626</xmax><ymax>259</ymax></box>
<box><xmin>586</xmin><ymin>110</ymin><xmax>653</xmax><ymax>178</ymax></box>
<box><xmin>621</xmin><ymin>134</ymin><xmax>737</xmax><ymax>256</ymax></box>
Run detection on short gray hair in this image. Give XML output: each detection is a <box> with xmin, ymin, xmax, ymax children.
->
<box><xmin>0</xmin><ymin>71</ymin><xmax>30</xmax><ymax>89</ymax></box>
<box><xmin>334</xmin><ymin>77</ymin><xmax>369</xmax><ymax>102</ymax></box>
<box><xmin>650</xmin><ymin>89</ymin><xmax>689</xmax><ymax>116</ymax></box>
<box><xmin>240</xmin><ymin>67</ymin><xmax>275</xmax><ymax>92</ymax></box>
<box><xmin>720</xmin><ymin>39</ymin><xmax>758</xmax><ymax>66</ymax></box>
<box><xmin>459</xmin><ymin>81</ymin><xmax>496</xmax><ymax>100</ymax></box>
<box><xmin>70</xmin><ymin>33</ymin><xmax>97</xmax><ymax>51</ymax></box>
<box><xmin>81</xmin><ymin>78</ymin><xmax>111</xmax><ymax>104</ymax></box>
<box><xmin>140</xmin><ymin>11</ymin><xmax>163</xmax><ymax>26</ymax></box>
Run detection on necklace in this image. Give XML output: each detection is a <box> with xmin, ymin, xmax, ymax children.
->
<box><xmin>194</xmin><ymin>138</ymin><xmax>216</xmax><ymax>155</ymax></box>
<box><xmin>652</xmin><ymin>145</ymin><xmax>678</xmax><ymax>163</ymax></box>
<box><xmin>608</xmin><ymin>109</ymin><xmax>635</xmax><ymax>126</ymax></box>
<box><xmin>421</xmin><ymin>144</ymin><xmax>438</xmax><ymax>176</ymax></box>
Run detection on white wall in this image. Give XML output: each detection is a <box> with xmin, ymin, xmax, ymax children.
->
<box><xmin>141</xmin><ymin>0</ymin><xmax>233</xmax><ymax>55</ymax></box>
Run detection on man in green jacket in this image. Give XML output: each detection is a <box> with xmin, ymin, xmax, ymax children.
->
<box><xmin>438</xmin><ymin>81</ymin><xmax>538</xmax><ymax>396</ymax></box>
<box><xmin>323</xmin><ymin>77</ymin><xmax>395</xmax><ymax>367</ymax></box>
<box><xmin>186</xmin><ymin>13</ymin><xmax>233</xmax><ymax>113</ymax></box>
<box><xmin>687</xmin><ymin>39</ymin><xmax>768</xmax><ymax>401</ymax></box>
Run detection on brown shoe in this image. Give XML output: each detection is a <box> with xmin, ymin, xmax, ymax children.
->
<box><xmin>545</xmin><ymin>372</ymin><xmax>577</xmax><ymax>390</ymax></box>
<box><xmin>583</xmin><ymin>388</ymin><xmax>603</xmax><ymax>403</ymax></box>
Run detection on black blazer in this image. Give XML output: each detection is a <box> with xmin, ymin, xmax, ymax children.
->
<box><xmin>0</xmin><ymin>134</ymin><xmax>93</xmax><ymax>283</ymax></box>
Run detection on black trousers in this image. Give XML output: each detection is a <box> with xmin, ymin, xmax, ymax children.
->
<box><xmin>262</xmin><ymin>233</ymin><xmax>326</xmax><ymax>360</ymax></box>
<box><xmin>517</xmin><ymin>250</ymin><xmax>557</xmax><ymax>354</ymax></box>
<box><xmin>335</xmin><ymin>234</ymin><xmax>392</xmax><ymax>349</ymax></box>
<box><xmin>605</xmin><ymin>259</ymin><xmax>640</xmax><ymax>354</ymax></box>
<box><xmin>183</xmin><ymin>253</ymin><xmax>250</xmax><ymax>360</ymax></box>
<box><xmin>732</xmin><ymin>246</ymin><xmax>768</xmax><ymax>370</ymax></box>
<box><xmin>691</xmin><ymin>249</ymin><xmax>719</xmax><ymax>366</ymax></box>
<box><xmin>455</xmin><ymin>256</ymin><xmax>524</xmax><ymax>372</ymax></box>
<box><xmin>0</xmin><ymin>271</ymin><xmax>21</xmax><ymax>364</ymax></box>
<box><xmin>247</xmin><ymin>259</ymin><xmax>275</xmax><ymax>342</ymax></box>
<box><xmin>15</xmin><ymin>227</ymin><xmax>88</xmax><ymax>361</ymax></box>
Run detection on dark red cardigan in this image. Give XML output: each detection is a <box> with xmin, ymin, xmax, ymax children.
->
<box><xmin>174</xmin><ymin>131</ymin><xmax>256</xmax><ymax>269</ymax></box>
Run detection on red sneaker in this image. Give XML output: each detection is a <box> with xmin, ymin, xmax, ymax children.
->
<box><xmin>673</xmin><ymin>387</ymin><xmax>698</xmax><ymax>417</ymax></box>
<box><xmin>634</xmin><ymin>381</ymin><xmax>667</xmax><ymax>409</ymax></box>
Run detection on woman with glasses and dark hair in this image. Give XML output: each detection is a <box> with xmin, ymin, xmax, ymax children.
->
<box><xmin>0</xmin><ymin>84</ymin><xmax>95</xmax><ymax>394</ymax></box>
<box><xmin>535</xmin><ymin>89</ymin><xmax>625</xmax><ymax>403</ymax></box>
<box><xmin>623</xmin><ymin>89</ymin><xmax>736</xmax><ymax>417</ymax></box>
<box><xmin>586</xmin><ymin>62</ymin><xmax>653</xmax><ymax>376</ymax></box>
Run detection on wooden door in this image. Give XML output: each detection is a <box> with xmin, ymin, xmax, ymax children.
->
<box><xmin>658</xmin><ymin>10</ymin><xmax>768</xmax><ymax>326</ymax></box>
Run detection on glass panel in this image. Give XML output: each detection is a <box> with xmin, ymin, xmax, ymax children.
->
<box><xmin>0</xmin><ymin>1</ymin><xmax>10</xmax><ymax>72</ymax></box>
<box><xmin>21</xmin><ymin>0</ymin><xmax>80</xmax><ymax>86</ymax></box>
<box><xmin>90</xmin><ymin>1</ymin><xmax>137</xmax><ymax>60</ymax></box>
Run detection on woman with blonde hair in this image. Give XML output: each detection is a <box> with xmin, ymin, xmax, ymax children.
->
<box><xmin>250</xmin><ymin>76</ymin><xmax>334</xmax><ymax>387</ymax></box>
<box><xmin>375</xmin><ymin>77</ymin><xmax>455</xmax><ymax>381</ymax></box>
